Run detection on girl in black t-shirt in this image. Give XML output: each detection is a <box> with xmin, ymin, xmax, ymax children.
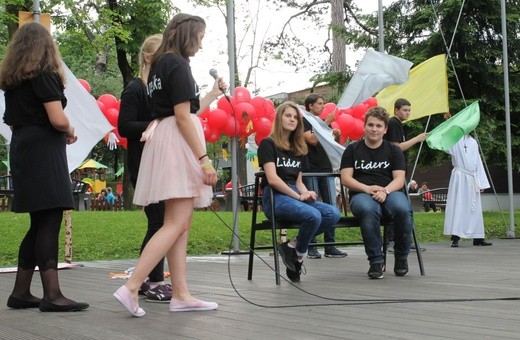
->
<box><xmin>0</xmin><ymin>23</ymin><xmax>88</xmax><ymax>312</ymax></box>
<box><xmin>114</xmin><ymin>13</ymin><xmax>225</xmax><ymax>317</ymax></box>
<box><xmin>258</xmin><ymin>101</ymin><xmax>340</xmax><ymax>282</ymax></box>
<box><xmin>117</xmin><ymin>34</ymin><xmax>170</xmax><ymax>302</ymax></box>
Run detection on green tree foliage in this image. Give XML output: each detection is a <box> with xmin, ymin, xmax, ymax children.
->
<box><xmin>337</xmin><ymin>0</ymin><xmax>520</xmax><ymax>170</ymax></box>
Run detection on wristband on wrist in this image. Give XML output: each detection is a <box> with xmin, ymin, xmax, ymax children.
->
<box><xmin>201</xmin><ymin>160</ymin><xmax>213</xmax><ymax>170</ymax></box>
<box><xmin>198</xmin><ymin>154</ymin><xmax>208</xmax><ymax>161</ymax></box>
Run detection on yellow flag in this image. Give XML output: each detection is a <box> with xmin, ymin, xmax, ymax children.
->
<box><xmin>18</xmin><ymin>11</ymin><xmax>52</xmax><ymax>32</ymax></box>
<box><xmin>375</xmin><ymin>54</ymin><xmax>449</xmax><ymax>121</ymax></box>
<box><xmin>222</xmin><ymin>148</ymin><xmax>228</xmax><ymax>161</ymax></box>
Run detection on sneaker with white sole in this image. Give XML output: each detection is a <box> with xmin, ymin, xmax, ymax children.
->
<box><xmin>367</xmin><ymin>263</ymin><xmax>384</xmax><ymax>279</ymax></box>
<box><xmin>145</xmin><ymin>283</ymin><xmax>172</xmax><ymax>303</ymax></box>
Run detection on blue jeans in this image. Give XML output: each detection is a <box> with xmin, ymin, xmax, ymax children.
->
<box><xmin>303</xmin><ymin>175</ymin><xmax>337</xmax><ymax>244</ymax></box>
<box><xmin>350</xmin><ymin>192</ymin><xmax>413</xmax><ymax>264</ymax></box>
<box><xmin>262</xmin><ymin>185</ymin><xmax>340</xmax><ymax>256</ymax></box>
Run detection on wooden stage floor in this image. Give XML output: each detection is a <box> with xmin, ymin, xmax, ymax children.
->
<box><xmin>1</xmin><ymin>239</ymin><xmax>520</xmax><ymax>339</ymax></box>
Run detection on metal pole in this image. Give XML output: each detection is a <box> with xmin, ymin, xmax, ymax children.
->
<box><xmin>378</xmin><ymin>0</ymin><xmax>384</xmax><ymax>52</ymax></box>
<box><xmin>33</xmin><ymin>0</ymin><xmax>41</xmax><ymax>23</ymax></box>
<box><xmin>227</xmin><ymin>0</ymin><xmax>240</xmax><ymax>252</ymax></box>
<box><xmin>500</xmin><ymin>0</ymin><xmax>515</xmax><ymax>237</ymax></box>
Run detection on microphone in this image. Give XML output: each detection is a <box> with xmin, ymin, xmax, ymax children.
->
<box><xmin>209</xmin><ymin>68</ymin><xmax>219</xmax><ymax>80</ymax></box>
<box><xmin>209</xmin><ymin>68</ymin><xmax>227</xmax><ymax>96</ymax></box>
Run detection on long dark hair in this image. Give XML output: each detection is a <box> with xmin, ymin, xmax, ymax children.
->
<box><xmin>0</xmin><ymin>23</ymin><xmax>65</xmax><ymax>90</ymax></box>
<box><xmin>151</xmin><ymin>13</ymin><xmax>206</xmax><ymax>67</ymax></box>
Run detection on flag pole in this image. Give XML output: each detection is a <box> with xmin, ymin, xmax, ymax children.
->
<box><xmin>222</xmin><ymin>0</ymin><xmax>243</xmax><ymax>254</ymax></box>
<box><xmin>377</xmin><ymin>0</ymin><xmax>384</xmax><ymax>52</ymax></box>
<box><xmin>500</xmin><ymin>0</ymin><xmax>515</xmax><ymax>237</ymax></box>
<box><xmin>33</xmin><ymin>0</ymin><xmax>40</xmax><ymax>23</ymax></box>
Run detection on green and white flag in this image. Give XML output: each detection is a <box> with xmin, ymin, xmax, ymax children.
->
<box><xmin>426</xmin><ymin>101</ymin><xmax>480</xmax><ymax>151</ymax></box>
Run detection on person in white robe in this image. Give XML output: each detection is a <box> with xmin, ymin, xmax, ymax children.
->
<box><xmin>443</xmin><ymin>135</ymin><xmax>491</xmax><ymax>247</ymax></box>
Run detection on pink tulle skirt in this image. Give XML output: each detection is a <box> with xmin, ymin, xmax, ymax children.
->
<box><xmin>133</xmin><ymin>115</ymin><xmax>213</xmax><ymax>208</ymax></box>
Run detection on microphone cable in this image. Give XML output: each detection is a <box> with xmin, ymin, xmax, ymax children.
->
<box><xmin>208</xmin><ymin>207</ymin><xmax>520</xmax><ymax>308</ymax></box>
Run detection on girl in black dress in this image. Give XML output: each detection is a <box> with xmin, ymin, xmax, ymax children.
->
<box><xmin>0</xmin><ymin>23</ymin><xmax>88</xmax><ymax>312</ymax></box>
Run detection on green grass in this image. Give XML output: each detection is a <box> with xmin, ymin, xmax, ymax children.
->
<box><xmin>0</xmin><ymin>210</ymin><xmax>518</xmax><ymax>266</ymax></box>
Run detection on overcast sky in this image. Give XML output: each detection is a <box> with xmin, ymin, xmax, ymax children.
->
<box><xmin>173</xmin><ymin>0</ymin><xmax>396</xmax><ymax>98</ymax></box>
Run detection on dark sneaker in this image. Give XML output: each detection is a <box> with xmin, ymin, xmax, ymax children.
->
<box><xmin>145</xmin><ymin>283</ymin><xmax>172</xmax><ymax>303</ymax></box>
<box><xmin>277</xmin><ymin>241</ymin><xmax>297</xmax><ymax>272</ymax></box>
<box><xmin>367</xmin><ymin>263</ymin><xmax>384</xmax><ymax>279</ymax></box>
<box><xmin>394</xmin><ymin>259</ymin><xmax>409</xmax><ymax>277</ymax></box>
<box><xmin>138</xmin><ymin>279</ymin><xmax>150</xmax><ymax>296</ymax></box>
<box><xmin>324</xmin><ymin>246</ymin><xmax>347</xmax><ymax>258</ymax></box>
<box><xmin>451</xmin><ymin>235</ymin><xmax>460</xmax><ymax>247</ymax></box>
<box><xmin>307</xmin><ymin>246</ymin><xmax>322</xmax><ymax>259</ymax></box>
<box><xmin>286</xmin><ymin>260</ymin><xmax>303</xmax><ymax>282</ymax></box>
<box><xmin>473</xmin><ymin>239</ymin><xmax>492</xmax><ymax>246</ymax></box>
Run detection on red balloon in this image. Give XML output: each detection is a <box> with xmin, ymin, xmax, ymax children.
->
<box><xmin>98</xmin><ymin>94</ymin><xmax>118</xmax><ymax>110</ymax></box>
<box><xmin>234</xmin><ymin>86</ymin><xmax>251</xmax><ymax>104</ymax></box>
<box><xmin>350</xmin><ymin>118</ymin><xmax>365</xmax><ymax>141</ymax></box>
<box><xmin>250</xmin><ymin>97</ymin><xmax>266</xmax><ymax>117</ymax></box>
<box><xmin>253</xmin><ymin>117</ymin><xmax>272</xmax><ymax>136</ymax></box>
<box><xmin>338</xmin><ymin>107</ymin><xmax>353</xmax><ymax>117</ymax></box>
<box><xmin>236</xmin><ymin>121</ymin><xmax>250</xmax><ymax>138</ymax></box>
<box><xmin>221</xmin><ymin>115</ymin><xmax>239</xmax><ymax>137</ymax></box>
<box><xmin>217</xmin><ymin>95</ymin><xmax>236</xmax><ymax>115</ymax></box>
<box><xmin>319</xmin><ymin>102</ymin><xmax>337</xmax><ymax>120</ymax></box>
<box><xmin>207</xmin><ymin>108</ymin><xmax>228</xmax><ymax>130</ymax></box>
<box><xmin>351</xmin><ymin>103</ymin><xmax>368</xmax><ymax>120</ymax></box>
<box><xmin>336</xmin><ymin>113</ymin><xmax>355</xmax><ymax>136</ymax></box>
<box><xmin>104</xmin><ymin>108</ymin><xmax>119</xmax><ymax>127</ymax></box>
<box><xmin>235</xmin><ymin>102</ymin><xmax>257</xmax><ymax>123</ymax></box>
<box><xmin>363</xmin><ymin>97</ymin><xmax>378</xmax><ymax>108</ymax></box>
<box><xmin>78</xmin><ymin>79</ymin><xmax>90</xmax><ymax>93</ymax></box>
<box><xmin>206</xmin><ymin>129</ymin><xmax>221</xmax><ymax>143</ymax></box>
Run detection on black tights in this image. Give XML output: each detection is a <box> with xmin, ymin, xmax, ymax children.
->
<box><xmin>12</xmin><ymin>208</ymin><xmax>75</xmax><ymax>305</ymax></box>
<box><xmin>141</xmin><ymin>201</ymin><xmax>165</xmax><ymax>282</ymax></box>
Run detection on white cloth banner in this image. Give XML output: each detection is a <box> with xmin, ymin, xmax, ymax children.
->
<box><xmin>299</xmin><ymin>108</ymin><xmax>345</xmax><ymax>170</ymax></box>
<box><xmin>337</xmin><ymin>48</ymin><xmax>413</xmax><ymax>108</ymax></box>
<box><xmin>0</xmin><ymin>62</ymin><xmax>113</xmax><ymax>173</ymax></box>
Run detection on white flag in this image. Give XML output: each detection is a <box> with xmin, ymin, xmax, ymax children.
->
<box><xmin>299</xmin><ymin>108</ymin><xmax>345</xmax><ymax>170</ymax></box>
<box><xmin>0</xmin><ymin>62</ymin><xmax>113</xmax><ymax>173</ymax></box>
<box><xmin>337</xmin><ymin>48</ymin><xmax>413</xmax><ymax>108</ymax></box>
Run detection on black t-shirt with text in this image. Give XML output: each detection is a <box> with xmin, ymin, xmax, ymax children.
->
<box><xmin>257</xmin><ymin>137</ymin><xmax>303</xmax><ymax>190</ymax></box>
<box><xmin>340</xmin><ymin>139</ymin><xmax>405</xmax><ymax>196</ymax></box>
<box><xmin>147</xmin><ymin>54</ymin><xmax>200</xmax><ymax>118</ymax></box>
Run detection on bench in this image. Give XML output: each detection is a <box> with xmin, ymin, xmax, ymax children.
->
<box><xmin>238</xmin><ymin>183</ymin><xmax>258</xmax><ymax>211</ymax></box>
<box><xmin>421</xmin><ymin>188</ymin><xmax>448</xmax><ymax>212</ymax></box>
<box><xmin>247</xmin><ymin>172</ymin><xmax>425</xmax><ymax>284</ymax></box>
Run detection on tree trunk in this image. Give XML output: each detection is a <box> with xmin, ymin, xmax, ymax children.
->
<box><xmin>331</xmin><ymin>0</ymin><xmax>346</xmax><ymax>73</ymax></box>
